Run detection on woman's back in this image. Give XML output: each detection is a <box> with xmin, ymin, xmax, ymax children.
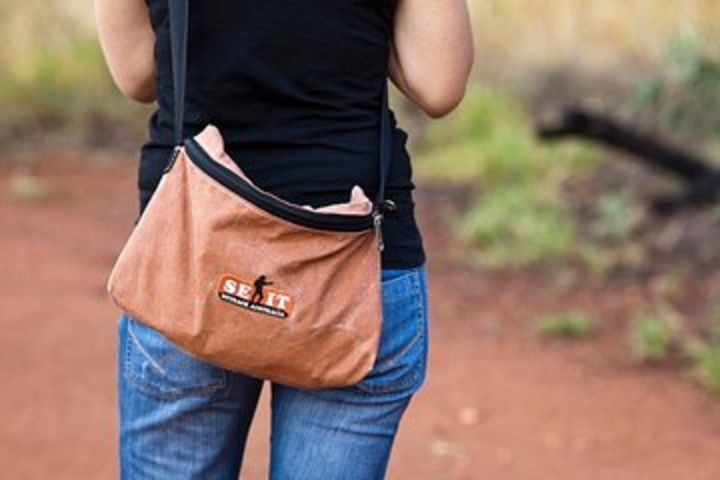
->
<box><xmin>97</xmin><ymin>1</ymin><xmax>473</xmax><ymax>475</ymax></box>
<box><xmin>140</xmin><ymin>0</ymin><xmax>424</xmax><ymax>268</ymax></box>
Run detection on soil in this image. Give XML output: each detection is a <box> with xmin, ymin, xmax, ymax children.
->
<box><xmin>2</xmin><ymin>148</ymin><xmax>720</xmax><ymax>480</ymax></box>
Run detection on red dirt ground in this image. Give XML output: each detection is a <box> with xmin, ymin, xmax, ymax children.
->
<box><xmin>2</xmin><ymin>148</ymin><xmax>720</xmax><ymax>479</ymax></box>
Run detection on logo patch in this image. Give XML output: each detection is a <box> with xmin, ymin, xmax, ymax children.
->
<box><xmin>217</xmin><ymin>274</ymin><xmax>294</xmax><ymax>318</ymax></box>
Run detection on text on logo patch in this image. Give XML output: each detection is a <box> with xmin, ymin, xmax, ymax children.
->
<box><xmin>217</xmin><ymin>274</ymin><xmax>294</xmax><ymax>318</ymax></box>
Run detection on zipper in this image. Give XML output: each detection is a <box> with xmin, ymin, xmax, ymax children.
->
<box><xmin>163</xmin><ymin>145</ymin><xmax>183</xmax><ymax>173</ymax></box>
<box><xmin>373</xmin><ymin>211</ymin><xmax>384</xmax><ymax>252</ymax></box>
<box><xmin>183</xmin><ymin>138</ymin><xmax>376</xmax><ymax>233</ymax></box>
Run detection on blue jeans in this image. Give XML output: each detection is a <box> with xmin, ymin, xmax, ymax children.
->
<box><xmin>117</xmin><ymin>265</ymin><xmax>429</xmax><ymax>479</ymax></box>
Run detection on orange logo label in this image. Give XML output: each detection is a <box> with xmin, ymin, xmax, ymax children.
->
<box><xmin>217</xmin><ymin>274</ymin><xmax>294</xmax><ymax>319</ymax></box>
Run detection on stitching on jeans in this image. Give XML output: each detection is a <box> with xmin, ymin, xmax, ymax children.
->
<box><xmin>381</xmin><ymin>271</ymin><xmax>423</xmax><ymax>370</ymax></box>
<box><xmin>355</xmin><ymin>268</ymin><xmax>427</xmax><ymax>394</ymax></box>
<box><xmin>124</xmin><ymin>356</ymin><xmax>228</xmax><ymax>400</ymax></box>
<box><xmin>381</xmin><ymin>268</ymin><xmax>418</xmax><ymax>288</ymax></box>
<box><xmin>123</xmin><ymin>316</ymin><xmax>134</xmax><ymax>384</ymax></box>
<box><xmin>122</xmin><ymin>317</ymin><xmax>228</xmax><ymax>399</ymax></box>
<box><xmin>127</xmin><ymin>320</ymin><xmax>167</xmax><ymax>376</ymax></box>
<box><xmin>389</xmin><ymin>271</ymin><xmax>426</xmax><ymax>391</ymax></box>
<box><xmin>388</xmin><ymin>267</ymin><xmax>427</xmax><ymax>392</ymax></box>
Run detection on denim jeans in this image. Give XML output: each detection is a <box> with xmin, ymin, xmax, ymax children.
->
<box><xmin>117</xmin><ymin>264</ymin><xmax>429</xmax><ymax>479</ymax></box>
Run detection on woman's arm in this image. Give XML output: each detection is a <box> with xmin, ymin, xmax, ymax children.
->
<box><xmin>95</xmin><ymin>0</ymin><xmax>156</xmax><ymax>103</ymax></box>
<box><xmin>389</xmin><ymin>0</ymin><xmax>474</xmax><ymax>118</ymax></box>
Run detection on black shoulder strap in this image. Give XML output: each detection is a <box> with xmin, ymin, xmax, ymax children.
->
<box><xmin>376</xmin><ymin>81</ymin><xmax>392</xmax><ymax>210</ymax></box>
<box><xmin>168</xmin><ymin>0</ymin><xmax>188</xmax><ymax>146</ymax></box>
<box><xmin>167</xmin><ymin>0</ymin><xmax>393</xmax><ymax>209</ymax></box>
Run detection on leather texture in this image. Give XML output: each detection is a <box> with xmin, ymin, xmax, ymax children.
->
<box><xmin>108</xmin><ymin>126</ymin><xmax>382</xmax><ymax>388</ymax></box>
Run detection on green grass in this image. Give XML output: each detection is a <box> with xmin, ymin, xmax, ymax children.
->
<box><xmin>628</xmin><ymin>32</ymin><xmax>720</xmax><ymax>144</ymax></box>
<box><xmin>628</xmin><ymin>313</ymin><xmax>675</xmax><ymax>363</ymax></box>
<box><xmin>415</xmin><ymin>87</ymin><xmax>596</xmax><ymax>185</ymax></box>
<box><xmin>536</xmin><ymin>312</ymin><xmax>595</xmax><ymax>339</ymax></box>
<box><xmin>592</xmin><ymin>190</ymin><xmax>638</xmax><ymax>242</ymax></box>
<box><xmin>458</xmin><ymin>185</ymin><xmax>576</xmax><ymax>268</ymax></box>
<box><xmin>686</xmin><ymin>341</ymin><xmax>720</xmax><ymax>395</ymax></box>
<box><xmin>0</xmin><ymin>35</ymin><xmax>147</xmax><ymax>141</ymax></box>
<box><xmin>414</xmin><ymin>85</ymin><xmax>598</xmax><ymax>268</ymax></box>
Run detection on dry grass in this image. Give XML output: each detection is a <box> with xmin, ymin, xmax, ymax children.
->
<box><xmin>3</xmin><ymin>1</ymin><xmax>719</xmax><ymax>70</ymax></box>
<box><xmin>1</xmin><ymin>0</ymin><xmax>718</xmax><ymax>140</ymax></box>
<box><xmin>0</xmin><ymin>0</ymin><xmax>93</xmax><ymax>77</ymax></box>
<box><xmin>468</xmin><ymin>0</ymin><xmax>720</xmax><ymax>79</ymax></box>
<box><xmin>2</xmin><ymin>0</ymin><xmax>719</xmax><ymax>89</ymax></box>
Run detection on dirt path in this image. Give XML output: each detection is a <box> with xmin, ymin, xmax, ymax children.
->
<box><xmin>1</xmin><ymin>151</ymin><xmax>720</xmax><ymax>479</ymax></box>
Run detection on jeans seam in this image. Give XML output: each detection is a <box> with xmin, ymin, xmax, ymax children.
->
<box><xmin>127</xmin><ymin>320</ymin><xmax>167</xmax><ymax>376</ymax></box>
<box><xmin>355</xmin><ymin>268</ymin><xmax>427</xmax><ymax>394</ymax></box>
<box><xmin>381</xmin><ymin>267</ymin><xmax>419</xmax><ymax>288</ymax></box>
<box><xmin>123</xmin><ymin>317</ymin><xmax>228</xmax><ymax>399</ymax></box>
<box><xmin>382</xmin><ymin>270</ymin><xmax>423</xmax><ymax>370</ymax></box>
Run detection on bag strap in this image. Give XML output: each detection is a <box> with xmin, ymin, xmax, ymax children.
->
<box><xmin>167</xmin><ymin>0</ymin><xmax>394</xmax><ymax>212</ymax></box>
<box><xmin>168</xmin><ymin>0</ymin><xmax>188</xmax><ymax>147</ymax></box>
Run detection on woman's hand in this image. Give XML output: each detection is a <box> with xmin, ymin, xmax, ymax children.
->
<box><xmin>95</xmin><ymin>0</ymin><xmax>156</xmax><ymax>103</ymax></box>
<box><xmin>390</xmin><ymin>0</ymin><xmax>474</xmax><ymax>118</ymax></box>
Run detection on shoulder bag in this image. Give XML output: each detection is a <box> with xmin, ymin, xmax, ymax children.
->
<box><xmin>107</xmin><ymin>0</ymin><xmax>396</xmax><ymax>388</ymax></box>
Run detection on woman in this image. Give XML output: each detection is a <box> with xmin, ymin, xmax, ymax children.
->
<box><xmin>96</xmin><ymin>0</ymin><xmax>473</xmax><ymax>478</ymax></box>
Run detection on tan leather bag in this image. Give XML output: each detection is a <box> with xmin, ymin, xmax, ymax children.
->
<box><xmin>107</xmin><ymin>0</ymin><xmax>395</xmax><ymax>388</ymax></box>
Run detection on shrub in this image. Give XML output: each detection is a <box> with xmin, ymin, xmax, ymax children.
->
<box><xmin>628</xmin><ymin>313</ymin><xmax>675</xmax><ymax>363</ymax></box>
<box><xmin>536</xmin><ymin>312</ymin><xmax>595</xmax><ymax>339</ymax></box>
<box><xmin>686</xmin><ymin>341</ymin><xmax>720</xmax><ymax>395</ymax></box>
<box><xmin>459</xmin><ymin>185</ymin><xmax>575</xmax><ymax>268</ymax></box>
<box><xmin>414</xmin><ymin>85</ymin><xmax>597</xmax><ymax>269</ymax></box>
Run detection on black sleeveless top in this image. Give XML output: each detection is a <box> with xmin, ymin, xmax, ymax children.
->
<box><xmin>138</xmin><ymin>0</ymin><xmax>425</xmax><ymax>268</ymax></box>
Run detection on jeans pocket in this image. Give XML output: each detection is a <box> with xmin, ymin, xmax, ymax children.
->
<box><xmin>122</xmin><ymin>314</ymin><xmax>228</xmax><ymax>399</ymax></box>
<box><xmin>353</xmin><ymin>266</ymin><xmax>429</xmax><ymax>397</ymax></box>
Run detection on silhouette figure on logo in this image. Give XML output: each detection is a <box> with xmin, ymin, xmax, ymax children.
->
<box><xmin>251</xmin><ymin>275</ymin><xmax>273</xmax><ymax>304</ymax></box>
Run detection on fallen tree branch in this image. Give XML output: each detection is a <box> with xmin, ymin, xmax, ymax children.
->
<box><xmin>536</xmin><ymin>107</ymin><xmax>720</xmax><ymax>214</ymax></box>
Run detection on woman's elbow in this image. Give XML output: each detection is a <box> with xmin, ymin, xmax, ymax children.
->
<box><xmin>118</xmin><ymin>78</ymin><xmax>156</xmax><ymax>104</ymax></box>
<box><xmin>113</xmin><ymin>69</ymin><xmax>156</xmax><ymax>104</ymax></box>
<box><xmin>409</xmin><ymin>72</ymin><xmax>470</xmax><ymax>118</ymax></box>
<box><xmin>407</xmin><ymin>54</ymin><xmax>473</xmax><ymax>118</ymax></box>
<box><xmin>416</xmin><ymin>83</ymin><xmax>468</xmax><ymax>118</ymax></box>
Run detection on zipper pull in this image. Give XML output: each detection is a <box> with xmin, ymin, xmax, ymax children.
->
<box><xmin>373</xmin><ymin>211</ymin><xmax>384</xmax><ymax>252</ymax></box>
<box><xmin>372</xmin><ymin>199</ymin><xmax>396</xmax><ymax>252</ymax></box>
<box><xmin>164</xmin><ymin>146</ymin><xmax>183</xmax><ymax>174</ymax></box>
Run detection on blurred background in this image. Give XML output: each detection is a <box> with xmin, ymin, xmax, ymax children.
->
<box><xmin>2</xmin><ymin>1</ymin><xmax>720</xmax><ymax>478</ymax></box>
